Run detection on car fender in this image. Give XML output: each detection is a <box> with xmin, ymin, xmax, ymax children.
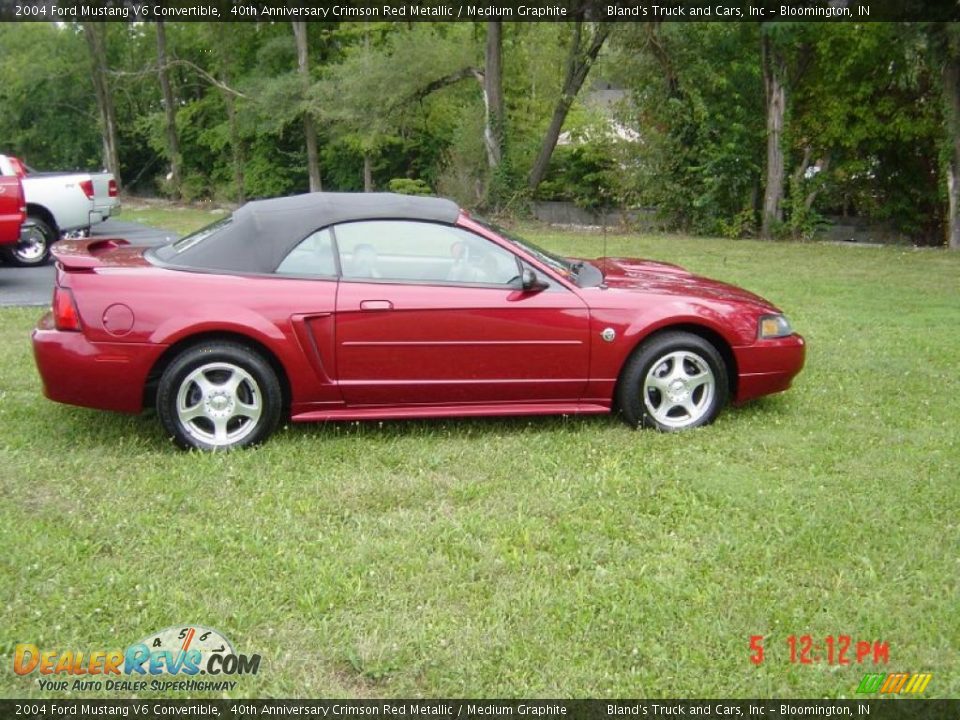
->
<box><xmin>620</xmin><ymin>303</ymin><xmax>751</xmax><ymax>351</ymax></box>
<box><xmin>582</xmin><ymin>297</ymin><xmax>751</xmax><ymax>396</ymax></box>
<box><xmin>149</xmin><ymin>304</ymin><xmax>288</xmax><ymax>350</ymax></box>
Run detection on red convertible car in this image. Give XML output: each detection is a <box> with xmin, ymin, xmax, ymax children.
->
<box><xmin>33</xmin><ymin>193</ymin><xmax>804</xmax><ymax>451</ymax></box>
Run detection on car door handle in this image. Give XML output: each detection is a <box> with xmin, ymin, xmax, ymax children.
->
<box><xmin>359</xmin><ymin>300</ymin><xmax>393</xmax><ymax>311</ymax></box>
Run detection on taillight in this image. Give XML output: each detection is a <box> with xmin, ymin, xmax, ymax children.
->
<box><xmin>53</xmin><ymin>287</ymin><xmax>82</xmax><ymax>332</ymax></box>
<box><xmin>108</xmin><ymin>179</ymin><xmax>118</xmax><ymax>197</ymax></box>
<box><xmin>79</xmin><ymin>179</ymin><xmax>94</xmax><ymax>199</ymax></box>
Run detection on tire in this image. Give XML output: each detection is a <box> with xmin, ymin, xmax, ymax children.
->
<box><xmin>157</xmin><ymin>342</ymin><xmax>282</xmax><ymax>451</ymax></box>
<box><xmin>617</xmin><ymin>331</ymin><xmax>729</xmax><ymax>432</ymax></box>
<box><xmin>2</xmin><ymin>216</ymin><xmax>55</xmax><ymax>267</ymax></box>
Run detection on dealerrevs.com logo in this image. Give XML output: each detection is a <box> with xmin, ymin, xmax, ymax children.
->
<box><xmin>14</xmin><ymin>625</ymin><xmax>261</xmax><ymax>693</ymax></box>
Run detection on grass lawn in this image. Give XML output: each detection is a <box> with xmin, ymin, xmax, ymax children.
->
<box><xmin>1</xmin><ymin>209</ymin><xmax>958</xmax><ymax>699</ymax></box>
<box><xmin>119</xmin><ymin>200</ymin><xmax>229</xmax><ymax>237</ymax></box>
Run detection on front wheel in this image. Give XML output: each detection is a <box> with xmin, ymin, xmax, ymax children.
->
<box><xmin>2</xmin><ymin>216</ymin><xmax>55</xmax><ymax>267</ymax></box>
<box><xmin>617</xmin><ymin>331</ymin><xmax>729</xmax><ymax>432</ymax></box>
<box><xmin>157</xmin><ymin>342</ymin><xmax>282</xmax><ymax>451</ymax></box>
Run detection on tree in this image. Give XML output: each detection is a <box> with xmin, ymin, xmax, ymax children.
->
<box><xmin>155</xmin><ymin>21</ymin><xmax>182</xmax><ymax>198</ymax></box>
<box><xmin>292</xmin><ymin>21</ymin><xmax>322</xmax><ymax>192</ymax></box>
<box><xmin>82</xmin><ymin>22</ymin><xmax>121</xmax><ymax>184</ymax></box>
<box><xmin>934</xmin><ymin>24</ymin><xmax>960</xmax><ymax>249</ymax></box>
<box><xmin>760</xmin><ymin>25</ymin><xmax>786</xmax><ymax>238</ymax></box>
<box><xmin>786</xmin><ymin>23</ymin><xmax>942</xmax><ymax>242</ymax></box>
<box><xmin>482</xmin><ymin>21</ymin><xmax>504</xmax><ymax>169</ymax></box>
<box><xmin>527</xmin><ymin>16</ymin><xmax>611</xmax><ymax>192</ymax></box>
<box><xmin>312</xmin><ymin>24</ymin><xmax>479</xmax><ymax>194</ymax></box>
<box><xmin>0</xmin><ymin>25</ymin><xmax>101</xmax><ymax>172</ymax></box>
<box><xmin>615</xmin><ymin>22</ymin><xmax>765</xmax><ymax>235</ymax></box>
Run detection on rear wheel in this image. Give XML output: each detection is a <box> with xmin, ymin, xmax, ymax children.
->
<box><xmin>2</xmin><ymin>216</ymin><xmax>54</xmax><ymax>266</ymax></box>
<box><xmin>157</xmin><ymin>342</ymin><xmax>282</xmax><ymax>451</ymax></box>
<box><xmin>618</xmin><ymin>331</ymin><xmax>729</xmax><ymax>432</ymax></box>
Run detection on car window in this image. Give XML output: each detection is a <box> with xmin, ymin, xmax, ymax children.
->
<box><xmin>334</xmin><ymin>220</ymin><xmax>520</xmax><ymax>285</ymax></box>
<box><xmin>168</xmin><ymin>216</ymin><xmax>233</xmax><ymax>254</ymax></box>
<box><xmin>275</xmin><ymin>228</ymin><xmax>337</xmax><ymax>277</ymax></box>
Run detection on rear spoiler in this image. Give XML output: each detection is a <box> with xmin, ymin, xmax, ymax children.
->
<box><xmin>52</xmin><ymin>238</ymin><xmax>130</xmax><ymax>270</ymax></box>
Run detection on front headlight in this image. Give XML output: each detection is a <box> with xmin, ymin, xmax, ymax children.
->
<box><xmin>758</xmin><ymin>314</ymin><xmax>793</xmax><ymax>339</ymax></box>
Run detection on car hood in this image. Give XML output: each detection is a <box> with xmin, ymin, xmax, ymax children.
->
<box><xmin>595</xmin><ymin>257</ymin><xmax>779</xmax><ymax>311</ymax></box>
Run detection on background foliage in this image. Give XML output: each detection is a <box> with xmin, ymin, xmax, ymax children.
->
<box><xmin>0</xmin><ymin>21</ymin><xmax>957</xmax><ymax>244</ymax></box>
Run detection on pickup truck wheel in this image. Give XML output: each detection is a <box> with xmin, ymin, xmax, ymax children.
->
<box><xmin>3</xmin><ymin>216</ymin><xmax>54</xmax><ymax>267</ymax></box>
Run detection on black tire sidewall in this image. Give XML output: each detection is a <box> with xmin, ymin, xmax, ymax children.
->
<box><xmin>157</xmin><ymin>342</ymin><xmax>282</xmax><ymax>451</ymax></box>
<box><xmin>618</xmin><ymin>332</ymin><xmax>729</xmax><ymax>431</ymax></box>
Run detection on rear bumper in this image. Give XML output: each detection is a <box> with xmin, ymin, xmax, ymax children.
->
<box><xmin>90</xmin><ymin>201</ymin><xmax>120</xmax><ymax>225</ymax></box>
<box><xmin>32</xmin><ymin>312</ymin><xmax>160</xmax><ymax>414</ymax></box>
<box><xmin>733</xmin><ymin>334</ymin><xmax>806</xmax><ymax>404</ymax></box>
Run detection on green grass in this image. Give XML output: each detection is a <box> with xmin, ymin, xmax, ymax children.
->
<box><xmin>1</xmin><ymin>210</ymin><xmax>958</xmax><ymax>699</ymax></box>
<box><xmin>119</xmin><ymin>201</ymin><xmax>228</xmax><ymax>237</ymax></box>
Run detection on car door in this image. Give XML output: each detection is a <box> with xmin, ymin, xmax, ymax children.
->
<box><xmin>332</xmin><ymin>220</ymin><xmax>591</xmax><ymax>406</ymax></box>
<box><xmin>270</xmin><ymin>227</ymin><xmax>343</xmax><ymax>406</ymax></box>
<box><xmin>0</xmin><ymin>176</ymin><xmax>25</xmax><ymax>244</ymax></box>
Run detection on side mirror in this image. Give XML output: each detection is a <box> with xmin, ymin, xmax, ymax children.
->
<box><xmin>521</xmin><ymin>267</ymin><xmax>548</xmax><ymax>292</ymax></box>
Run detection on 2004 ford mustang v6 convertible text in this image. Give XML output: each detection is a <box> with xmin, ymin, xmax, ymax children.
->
<box><xmin>33</xmin><ymin>193</ymin><xmax>805</xmax><ymax>451</ymax></box>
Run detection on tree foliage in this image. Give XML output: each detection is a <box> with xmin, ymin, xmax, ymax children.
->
<box><xmin>613</xmin><ymin>22</ymin><xmax>953</xmax><ymax>244</ymax></box>
<box><xmin>1</xmin><ymin>20</ymin><xmax>957</xmax><ymax>246</ymax></box>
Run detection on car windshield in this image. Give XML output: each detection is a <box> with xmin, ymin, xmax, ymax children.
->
<box><xmin>474</xmin><ymin>217</ymin><xmax>602</xmax><ymax>288</ymax></box>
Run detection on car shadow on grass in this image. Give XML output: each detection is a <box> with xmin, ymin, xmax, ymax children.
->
<box><xmin>46</xmin><ymin>394</ymin><xmax>794</xmax><ymax>453</ymax></box>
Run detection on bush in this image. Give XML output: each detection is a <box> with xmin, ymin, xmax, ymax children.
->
<box><xmin>387</xmin><ymin>178</ymin><xmax>433</xmax><ymax>196</ymax></box>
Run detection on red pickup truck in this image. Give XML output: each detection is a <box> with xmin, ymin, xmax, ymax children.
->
<box><xmin>0</xmin><ymin>175</ymin><xmax>26</xmax><ymax>250</ymax></box>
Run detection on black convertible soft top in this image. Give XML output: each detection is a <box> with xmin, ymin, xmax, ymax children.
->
<box><xmin>149</xmin><ymin>192</ymin><xmax>461</xmax><ymax>274</ymax></box>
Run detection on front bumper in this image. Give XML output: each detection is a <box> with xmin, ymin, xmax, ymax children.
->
<box><xmin>32</xmin><ymin>312</ymin><xmax>161</xmax><ymax>414</ymax></box>
<box><xmin>732</xmin><ymin>333</ymin><xmax>806</xmax><ymax>404</ymax></box>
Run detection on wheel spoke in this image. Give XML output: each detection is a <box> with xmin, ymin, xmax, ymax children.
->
<box><xmin>234</xmin><ymin>399</ymin><xmax>261</xmax><ymax>421</ymax></box>
<box><xmin>666</xmin><ymin>355</ymin><xmax>687</xmax><ymax>382</ymax></box>
<box><xmin>212</xmin><ymin>416</ymin><xmax>230</xmax><ymax>443</ymax></box>
<box><xmin>687</xmin><ymin>370</ymin><xmax>711</xmax><ymax>390</ymax></box>
<box><xmin>646</xmin><ymin>373</ymin><xmax>671</xmax><ymax>394</ymax></box>
<box><xmin>653</xmin><ymin>401</ymin><xmax>675</xmax><ymax>423</ymax></box>
<box><xmin>220</xmin><ymin>369</ymin><xmax>244</xmax><ymax>396</ymax></box>
<box><xmin>191</xmin><ymin>373</ymin><xmax>216</xmax><ymax>397</ymax></box>
<box><xmin>179</xmin><ymin>403</ymin><xmax>207</xmax><ymax>422</ymax></box>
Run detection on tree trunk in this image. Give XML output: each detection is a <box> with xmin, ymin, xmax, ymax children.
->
<box><xmin>483</xmin><ymin>21</ymin><xmax>504</xmax><ymax>169</ymax></box>
<box><xmin>805</xmin><ymin>153</ymin><xmax>830</xmax><ymax>212</ymax></box>
<box><xmin>645</xmin><ymin>22</ymin><xmax>681</xmax><ymax>99</ymax></box>
<box><xmin>156</xmin><ymin>21</ymin><xmax>182</xmax><ymax>199</ymax></box>
<box><xmin>303</xmin><ymin>114</ymin><xmax>321</xmax><ymax>192</ymax></box>
<box><xmin>363</xmin><ymin>154</ymin><xmax>373</xmax><ymax>192</ymax></box>
<box><xmin>82</xmin><ymin>23</ymin><xmax>120</xmax><ymax>186</ymax></box>
<box><xmin>943</xmin><ymin>52</ymin><xmax>960</xmax><ymax>249</ymax></box>
<box><xmin>527</xmin><ymin>20</ymin><xmax>611</xmax><ymax>192</ymax></box>
<box><xmin>223</xmin><ymin>76</ymin><xmax>245</xmax><ymax>204</ymax></box>
<box><xmin>791</xmin><ymin>145</ymin><xmax>813</xmax><ymax>191</ymax></box>
<box><xmin>292</xmin><ymin>21</ymin><xmax>322</xmax><ymax>192</ymax></box>
<box><xmin>761</xmin><ymin>31</ymin><xmax>786</xmax><ymax>240</ymax></box>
